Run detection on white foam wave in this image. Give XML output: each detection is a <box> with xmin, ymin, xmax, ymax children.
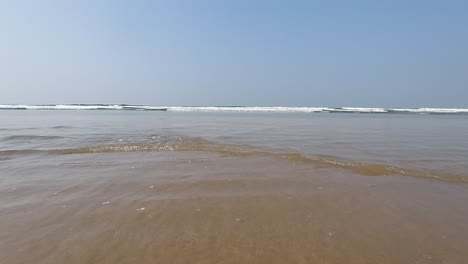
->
<box><xmin>0</xmin><ymin>104</ymin><xmax>122</xmax><ymax>110</ymax></box>
<box><xmin>0</xmin><ymin>105</ymin><xmax>467</xmax><ymax>114</ymax></box>
<box><xmin>166</xmin><ymin>106</ymin><xmax>329</xmax><ymax>112</ymax></box>
<box><xmin>390</xmin><ymin>108</ymin><xmax>468</xmax><ymax>114</ymax></box>
<box><xmin>324</xmin><ymin>107</ymin><xmax>388</xmax><ymax>113</ymax></box>
<box><xmin>0</xmin><ymin>104</ymin><xmax>166</xmax><ymax>111</ymax></box>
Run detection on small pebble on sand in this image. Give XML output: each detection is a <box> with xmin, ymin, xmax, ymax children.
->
<box><xmin>137</xmin><ymin>207</ymin><xmax>145</xmax><ymax>211</ymax></box>
<box><xmin>149</xmin><ymin>186</ymin><xmax>154</xmax><ymax>189</ymax></box>
<box><xmin>102</xmin><ymin>201</ymin><xmax>110</xmax><ymax>205</ymax></box>
<box><xmin>236</xmin><ymin>218</ymin><xmax>241</xmax><ymax>222</ymax></box>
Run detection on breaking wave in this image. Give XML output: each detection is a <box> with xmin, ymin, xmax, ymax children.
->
<box><xmin>1</xmin><ymin>105</ymin><xmax>468</xmax><ymax>114</ymax></box>
<box><xmin>0</xmin><ymin>104</ymin><xmax>167</xmax><ymax>111</ymax></box>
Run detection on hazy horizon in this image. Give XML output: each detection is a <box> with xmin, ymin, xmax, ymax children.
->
<box><xmin>1</xmin><ymin>1</ymin><xmax>467</xmax><ymax>108</ymax></box>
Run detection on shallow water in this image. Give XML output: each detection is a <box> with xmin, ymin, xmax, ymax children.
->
<box><xmin>1</xmin><ymin>111</ymin><xmax>468</xmax><ymax>263</ymax></box>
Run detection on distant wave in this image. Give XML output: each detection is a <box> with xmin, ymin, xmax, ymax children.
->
<box><xmin>50</xmin><ymin>125</ymin><xmax>76</xmax><ymax>129</ymax></box>
<box><xmin>1</xmin><ymin>104</ymin><xmax>468</xmax><ymax>114</ymax></box>
<box><xmin>1</xmin><ymin>135</ymin><xmax>64</xmax><ymax>141</ymax></box>
<box><xmin>0</xmin><ymin>104</ymin><xmax>167</xmax><ymax>111</ymax></box>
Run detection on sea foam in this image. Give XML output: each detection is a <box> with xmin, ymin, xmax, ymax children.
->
<box><xmin>0</xmin><ymin>105</ymin><xmax>467</xmax><ymax>114</ymax></box>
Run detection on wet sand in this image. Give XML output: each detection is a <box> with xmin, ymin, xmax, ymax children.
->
<box><xmin>1</xmin><ymin>151</ymin><xmax>468</xmax><ymax>264</ymax></box>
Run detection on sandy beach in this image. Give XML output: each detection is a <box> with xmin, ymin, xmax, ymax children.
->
<box><xmin>2</xmin><ymin>149</ymin><xmax>468</xmax><ymax>264</ymax></box>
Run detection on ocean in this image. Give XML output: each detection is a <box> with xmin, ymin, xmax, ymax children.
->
<box><xmin>1</xmin><ymin>108</ymin><xmax>468</xmax><ymax>263</ymax></box>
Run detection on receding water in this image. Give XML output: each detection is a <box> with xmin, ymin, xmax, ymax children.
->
<box><xmin>1</xmin><ymin>110</ymin><xmax>467</xmax><ymax>174</ymax></box>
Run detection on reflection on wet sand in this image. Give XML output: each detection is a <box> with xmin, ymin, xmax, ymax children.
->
<box><xmin>1</xmin><ymin>152</ymin><xmax>468</xmax><ymax>263</ymax></box>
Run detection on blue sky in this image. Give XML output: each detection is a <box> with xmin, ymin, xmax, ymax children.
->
<box><xmin>1</xmin><ymin>0</ymin><xmax>467</xmax><ymax>107</ymax></box>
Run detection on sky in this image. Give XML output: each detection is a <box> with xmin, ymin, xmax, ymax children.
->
<box><xmin>1</xmin><ymin>0</ymin><xmax>467</xmax><ymax>107</ymax></box>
